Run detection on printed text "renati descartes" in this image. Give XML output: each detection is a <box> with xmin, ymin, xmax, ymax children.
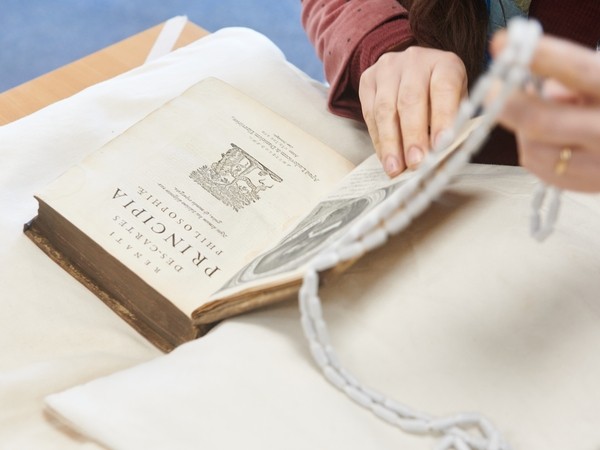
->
<box><xmin>111</xmin><ymin>187</ymin><xmax>221</xmax><ymax>278</ymax></box>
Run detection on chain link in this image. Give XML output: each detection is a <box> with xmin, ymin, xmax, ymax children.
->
<box><xmin>299</xmin><ymin>18</ymin><xmax>549</xmax><ymax>450</ymax></box>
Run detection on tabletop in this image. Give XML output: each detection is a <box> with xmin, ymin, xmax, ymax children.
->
<box><xmin>0</xmin><ymin>21</ymin><xmax>207</xmax><ymax>126</ymax></box>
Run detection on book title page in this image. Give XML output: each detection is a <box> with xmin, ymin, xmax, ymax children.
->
<box><xmin>38</xmin><ymin>78</ymin><xmax>354</xmax><ymax>315</ymax></box>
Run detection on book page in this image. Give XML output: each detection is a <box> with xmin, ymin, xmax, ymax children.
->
<box><xmin>212</xmin><ymin>155</ymin><xmax>401</xmax><ymax>294</ymax></box>
<box><xmin>212</xmin><ymin>118</ymin><xmax>481</xmax><ymax>298</ymax></box>
<box><xmin>37</xmin><ymin>78</ymin><xmax>355</xmax><ymax>316</ymax></box>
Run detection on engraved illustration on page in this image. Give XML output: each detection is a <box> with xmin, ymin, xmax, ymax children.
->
<box><xmin>217</xmin><ymin>183</ymin><xmax>402</xmax><ymax>292</ymax></box>
<box><xmin>190</xmin><ymin>143</ymin><xmax>283</xmax><ymax>212</ymax></box>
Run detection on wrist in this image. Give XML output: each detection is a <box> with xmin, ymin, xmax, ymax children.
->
<box><xmin>349</xmin><ymin>19</ymin><xmax>415</xmax><ymax>91</ymax></box>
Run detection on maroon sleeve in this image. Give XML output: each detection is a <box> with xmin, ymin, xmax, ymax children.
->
<box><xmin>301</xmin><ymin>0</ymin><xmax>415</xmax><ymax>120</ymax></box>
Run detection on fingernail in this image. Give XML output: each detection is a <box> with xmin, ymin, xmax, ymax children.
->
<box><xmin>434</xmin><ymin>130</ymin><xmax>447</xmax><ymax>150</ymax></box>
<box><xmin>384</xmin><ymin>155</ymin><xmax>400</xmax><ymax>176</ymax></box>
<box><xmin>407</xmin><ymin>146</ymin><xmax>424</xmax><ymax>168</ymax></box>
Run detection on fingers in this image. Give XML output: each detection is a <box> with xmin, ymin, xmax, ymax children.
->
<box><xmin>396</xmin><ymin>48</ymin><xmax>431</xmax><ymax>169</ymax></box>
<box><xmin>492</xmin><ymin>33</ymin><xmax>600</xmax><ymax>101</ymax></box>
<box><xmin>541</xmin><ymin>79</ymin><xmax>581</xmax><ymax>104</ymax></box>
<box><xmin>372</xmin><ymin>93</ymin><xmax>405</xmax><ymax>176</ymax></box>
<box><xmin>499</xmin><ymin>91</ymin><xmax>600</xmax><ymax>149</ymax></box>
<box><xmin>429</xmin><ymin>52</ymin><xmax>468</xmax><ymax>148</ymax></box>
<box><xmin>516</xmin><ymin>134</ymin><xmax>600</xmax><ymax>192</ymax></box>
<box><xmin>359</xmin><ymin>47</ymin><xmax>467</xmax><ymax>178</ymax></box>
<box><xmin>532</xmin><ymin>36</ymin><xmax>600</xmax><ymax>101</ymax></box>
<box><xmin>492</xmin><ymin>31</ymin><xmax>600</xmax><ymax>193</ymax></box>
<box><xmin>359</xmin><ymin>59</ymin><xmax>406</xmax><ymax>177</ymax></box>
<box><xmin>503</xmin><ymin>96</ymin><xmax>600</xmax><ymax>192</ymax></box>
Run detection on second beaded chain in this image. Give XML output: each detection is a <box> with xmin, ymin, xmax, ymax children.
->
<box><xmin>299</xmin><ymin>17</ymin><xmax>546</xmax><ymax>450</ymax></box>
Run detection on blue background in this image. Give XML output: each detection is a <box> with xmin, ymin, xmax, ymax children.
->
<box><xmin>0</xmin><ymin>0</ymin><xmax>324</xmax><ymax>92</ymax></box>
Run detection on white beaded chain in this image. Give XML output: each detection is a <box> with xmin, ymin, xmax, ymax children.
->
<box><xmin>299</xmin><ymin>18</ymin><xmax>558</xmax><ymax>450</ymax></box>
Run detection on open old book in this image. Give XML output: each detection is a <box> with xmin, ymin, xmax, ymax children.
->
<box><xmin>25</xmin><ymin>77</ymin><xmax>471</xmax><ymax>352</ymax></box>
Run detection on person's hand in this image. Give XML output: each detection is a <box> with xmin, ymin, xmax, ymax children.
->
<box><xmin>359</xmin><ymin>46</ymin><xmax>468</xmax><ymax>177</ymax></box>
<box><xmin>492</xmin><ymin>32</ymin><xmax>600</xmax><ymax>192</ymax></box>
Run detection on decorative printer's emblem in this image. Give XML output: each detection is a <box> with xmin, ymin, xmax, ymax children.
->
<box><xmin>190</xmin><ymin>143</ymin><xmax>283</xmax><ymax>212</ymax></box>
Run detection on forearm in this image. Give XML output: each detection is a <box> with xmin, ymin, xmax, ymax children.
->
<box><xmin>301</xmin><ymin>0</ymin><xmax>414</xmax><ymax>119</ymax></box>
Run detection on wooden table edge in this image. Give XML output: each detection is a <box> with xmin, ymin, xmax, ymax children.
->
<box><xmin>0</xmin><ymin>21</ymin><xmax>208</xmax><ymax>125</ymax></box>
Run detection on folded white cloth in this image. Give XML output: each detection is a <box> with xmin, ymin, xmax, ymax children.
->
<box><xmin>0</xmin><ymin>26</ymin><xmax>371</xmax><ymax>449</ymax></box>
<box><xmin>46</xmin><ymin>163</ymin><xmax>600</xmax><ymax>450</ymax></box>
<box><xmin>3</xmin><ymin>26</ymin><xmax>600</xmax><ymax>450</ymax></box>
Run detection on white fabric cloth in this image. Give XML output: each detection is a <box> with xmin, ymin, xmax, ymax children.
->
<box><xmin>0</xmin><ymin>26</ymin><xmax>370</xmax><ymax>450</ymax></box>
<box><xmin>2</xmin><ymin>27</ymin><xmax>600</xmax><ymax>450</ymax></box>
<box><xmin>47</xmin><ymin>167</ymin><xmax>600</xmax><ymax>450</ymax></box>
